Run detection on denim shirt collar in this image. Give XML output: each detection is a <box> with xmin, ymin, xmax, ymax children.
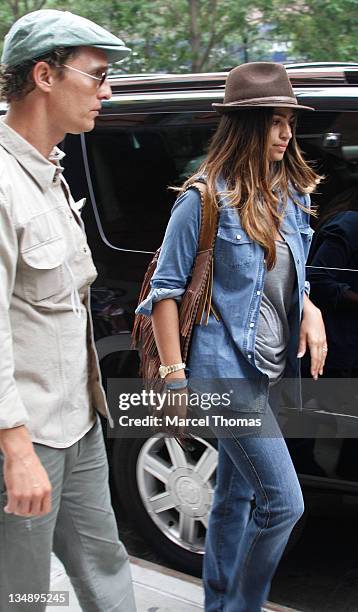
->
<box><xmin>215</xmin><ymin>173</ymin><xmax>290</xmax><ymax>213</ymax></box>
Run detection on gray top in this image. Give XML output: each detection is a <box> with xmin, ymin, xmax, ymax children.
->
<box><xmin>255</xmin><ymin>240</ymin><xmax>295</xmax><ymax>382</ymax></box>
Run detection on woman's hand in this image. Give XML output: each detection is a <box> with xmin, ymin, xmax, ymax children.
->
<box><xmin>162</xmin><ymin>386</ymin><xmax>188</xmax><ymax>438</ymax></box>
<box><xmin>298</xmin><ymin>295</ymin><xmax>327</xmax><ymax>380</ymax></box>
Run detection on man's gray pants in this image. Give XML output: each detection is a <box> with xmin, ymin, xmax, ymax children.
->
<box><xmin>0</xmin><ymin>417</ymin><xmax>136</xmax><ymax>612</ymax></box>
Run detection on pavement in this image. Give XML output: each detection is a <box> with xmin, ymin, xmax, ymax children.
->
<box><xmin>49</xmin><ymin>553</ymin><xmax>302</xmax><ymax>612</ymax></box>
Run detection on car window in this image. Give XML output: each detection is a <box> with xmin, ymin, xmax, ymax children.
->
<box><xmin>84</xmin><ymin>112</ymin><xmax>217</xmax><ymax>252</ymax></box>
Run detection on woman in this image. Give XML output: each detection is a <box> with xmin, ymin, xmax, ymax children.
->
<box><xmin>136</xmin><ymin>62</ymin><xmax>327</xmax><ymax>612</ymax></box>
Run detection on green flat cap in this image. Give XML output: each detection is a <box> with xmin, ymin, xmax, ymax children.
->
<box><xmin>1</xmin><ymin>9</ymin><xmax>131</xmax><ymax>67</ymax></box>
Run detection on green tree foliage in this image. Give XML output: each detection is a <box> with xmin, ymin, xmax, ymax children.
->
<box><xmin>0</xmin><ymin>0</ymin><xmax>357</xmax><ymax>71</ymax></box>
<box><xmin>0</xmin><ymin>0</ymin><xmax>48</xmax><ymax>42</ymax></box>
<box><xmin>0</xmin><ymin>0</ymin><xmax>282</xmax><ymax>71</ymax></box>
<box><xmin>260</xmin><ymin>0</ymin><xmax>358</xmax><ymax>62</ymax></box>
<box><xmin>60</xmin><ymin>0</ymin><xmax>272</xmax><ymax>72</ymax></box>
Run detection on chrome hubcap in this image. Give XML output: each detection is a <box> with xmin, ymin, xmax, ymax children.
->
<box><xmin>137</xmin><ymin>435</ymin><xmax>217</xmax><ymax>554</ymax></box>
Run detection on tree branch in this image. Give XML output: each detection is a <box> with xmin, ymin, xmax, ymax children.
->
<box><xmin>198</xmin><ymin>29</ymin><xmax>217</xmax><ymax>71</ymax></box>
<box><xmin>8</xmin><ymin>0</ymin><xmax>19</xmax><ymax>20</ymax></box>
<box><xmin>200</xmin><ymin>0</ymin><xmax>218</xmax><ymax>64</ymax></box>
<box><xmin>35</xmin><ymin>0</ymin><xmax>48</xmax><ymax>10</ymax></box>
<box><xmin>188</xmin><ymin>0</ymin><xmax>201</xmax><ymax>71</ymax></box>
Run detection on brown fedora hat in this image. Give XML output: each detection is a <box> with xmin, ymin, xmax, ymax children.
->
<box><xmin>213</xmin><ymin>62</ymin><xmax>314</xmax><ymax>112</ymax></box>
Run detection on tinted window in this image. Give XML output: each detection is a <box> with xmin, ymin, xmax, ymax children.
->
<box><xmin>85</xmin><ymin>112</ymin><xmax>217</xmax><ymax>252</ymax></box>
<box><xmin>84</xmin><ymin>109</ymin><xmax>357</xmax><ymax>251</ymax></box>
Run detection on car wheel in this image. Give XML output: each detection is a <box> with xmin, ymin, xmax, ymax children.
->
<box><xmin>111</xmin><ymin>434</ymin><xmax>217</xmax><ymax>575</ymax></box>
<box><xmin>111</xmin><ymin>434</ymin><xmax>307</xmax><ymax>574</ymax></box>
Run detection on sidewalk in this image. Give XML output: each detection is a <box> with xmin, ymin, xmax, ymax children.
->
<box><xmin>49</xmin><ymin>554</ymin><xmax>302</xmax><ymax>612</ymax></box>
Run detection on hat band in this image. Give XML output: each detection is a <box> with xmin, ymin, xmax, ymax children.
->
<box><xmin>221</xmin><ymin>96</ymin><xmax>298</xmax><ymax>107</ymax></box>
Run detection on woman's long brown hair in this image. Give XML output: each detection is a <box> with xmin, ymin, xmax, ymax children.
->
<box><xmin>178</xmin><ymin>109</ymin><xmax>322</xmax><ymax>269</ymax></box>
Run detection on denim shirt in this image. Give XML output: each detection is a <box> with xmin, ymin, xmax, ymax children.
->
<box><xmin>136</xmin><ymin>177</ymin><xmax>313</xmax><ymax>412</ymax></box>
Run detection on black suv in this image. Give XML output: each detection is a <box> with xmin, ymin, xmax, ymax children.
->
<box><xmin>61</xmin><ymin>62</ymin><xmax>358</xmax><ymax>574</ymax></box>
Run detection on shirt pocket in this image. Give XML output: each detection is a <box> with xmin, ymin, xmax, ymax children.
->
<box><xmin>215</xmin><ymin>224</ymin><xmax>254</xmax><ymax>269</ymax></box>
<box><xmin>20</xmin><ymin>214</ymin><xmax>67</xmax><ymax>302</ymax></box>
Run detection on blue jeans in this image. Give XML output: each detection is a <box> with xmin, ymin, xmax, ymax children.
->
<box><xmin>203</xmin><ymin>406</ymin><xmax>304</xmax><ymax>612</ymax></box>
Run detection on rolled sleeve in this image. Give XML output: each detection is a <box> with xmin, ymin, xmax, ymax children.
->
<box><xmin>135</xmin><ymin>287</ymin><xmax>185</xmax><ymax>317</ymax></box>
<box><xmin>0</xmin><ymin>195</ymin><xmax>29</xmax><ymax>429</ymax></box>
<box><xmin>136</xmin><ymin>188</ymin><xmax>201</xmax><ymax>316</ymax></box>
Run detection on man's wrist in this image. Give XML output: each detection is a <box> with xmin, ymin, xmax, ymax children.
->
<box><xmin>0</xmin><ymin>425</ymin><xmax>34</xmax><ymax>458</ymax></box>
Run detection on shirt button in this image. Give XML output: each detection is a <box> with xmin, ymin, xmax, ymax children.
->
<box><xmin>236</xmin><ymin>234</ymin><xmax>242</xmax><ymax>240</ymax></box>
<box><xmin>249</xmin><ymin>322</ymin><xmax>254</xmax><ymax>328</ymax></box>
<box><xmin>257</xmin><ymin>290</ymin><xmax>261</xmax><ymax>295</ymax></box>
<box><xmin>297</xmin><ymin>259</ymin><xmax>300</xmax><ymax>265</ymax></box>
<box><xmin>83</xmin><ymin>246</ymin><xmax>87</xmax><ymax>253</ymax></box>
<box><xmin>248</xmin><ymin>354</ymin><xmax>252</xmax><ymax>359</ymax></box>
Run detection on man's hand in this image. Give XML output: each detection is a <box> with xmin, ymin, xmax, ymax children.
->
<box><xmin>0</xmin><ymin>426</ymin><xmax>52</xmax><ymax>517</ymax></box>
<box><xmin>298</xmin><ymin>295</ymin><xmax>327</xmax><ymax>380</ymax></box>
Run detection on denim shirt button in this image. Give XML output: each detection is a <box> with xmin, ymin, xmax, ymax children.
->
<box><xmin>248</xmin><ymin>354</ymin><xmax>252</xmax><ymax>359</ymax></box>
<box><xmin>236</xmin><ymin>234</ymin><xmax>242</xmax><ymax>240</ymax></box>
<box><xmin>249</xmin><ymin>323</ymin><xmax>254</xmax><ymax>328</ymax></box>
<box><xmin>256</xmin><ymin>290</ymin><xmax>261</xmax><ymax>295</ymax></box>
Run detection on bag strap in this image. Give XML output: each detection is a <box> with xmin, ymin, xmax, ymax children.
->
<box><xmin>189</xmin><ymin>180</ymin><xmax>218</xmax><ymax>253</ymax></box>
<box><xmin>183</xmin><ymin>180</ymin><xmax>220</xmax><ymax>326</ymax></box>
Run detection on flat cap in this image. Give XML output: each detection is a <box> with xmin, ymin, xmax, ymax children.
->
<box><xmin>1</xmin><ymin>9</ymin><xmax>131</xmax><ymax>67</ymax></box>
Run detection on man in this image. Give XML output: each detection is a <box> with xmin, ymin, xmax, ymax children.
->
<box><xmin>0</xmin><ymin>9</ymin><xmax>136</xmax><ymax>611</ymax></box>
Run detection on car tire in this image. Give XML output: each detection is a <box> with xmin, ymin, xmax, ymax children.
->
<box><xmin>111</xmin><ymin>434</ymin><xmax>217</xmax><ymax>576</ymax></box>
<box><xmin>110</xmin><ymin>434</ymin><xmax>307</xmax><ymax>575</ymax></box>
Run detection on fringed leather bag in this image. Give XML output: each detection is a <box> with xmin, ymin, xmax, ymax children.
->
<box><xmin>131</xmin><ymin>180</ymin><xmax>219</xmax><ymax>382</ymax></box>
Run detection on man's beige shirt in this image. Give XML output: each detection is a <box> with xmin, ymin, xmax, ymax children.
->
<box><xmin>0</xmin><ymin>118</ymin><xmax>110</xmax><ymax>447</ymax></box>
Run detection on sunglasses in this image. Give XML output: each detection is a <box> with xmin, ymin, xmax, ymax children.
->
<box><xmin>62</xmin><ymin>64</ymin><xmax>108</xmax><ymax>89</ymax></box>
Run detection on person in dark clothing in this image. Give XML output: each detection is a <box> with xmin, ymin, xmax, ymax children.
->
<box><xmin>308</xmin><ymin>185</ymin><xmax>358</xmax><ymax>374</ymax></box>
<box><xmin>307</xmin><ymin>185</ymin><xmax>358</xmax><ymax>480</ymax></box>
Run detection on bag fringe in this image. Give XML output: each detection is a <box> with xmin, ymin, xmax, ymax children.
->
<box><xmin>131</xmin><ymin>248</ymin><xmax>160</xmax><ymax>350</ymax></box>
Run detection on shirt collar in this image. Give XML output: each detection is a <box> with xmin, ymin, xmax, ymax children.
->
<box><xmin>0</xmin><ymin>117</ymin><xmax>66</xmax><ymax>192</ymax></box>
<box><xmin>215</xmin><ymin>174</ymin><xmax>232</xmax><ymax>208</ymax></box>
